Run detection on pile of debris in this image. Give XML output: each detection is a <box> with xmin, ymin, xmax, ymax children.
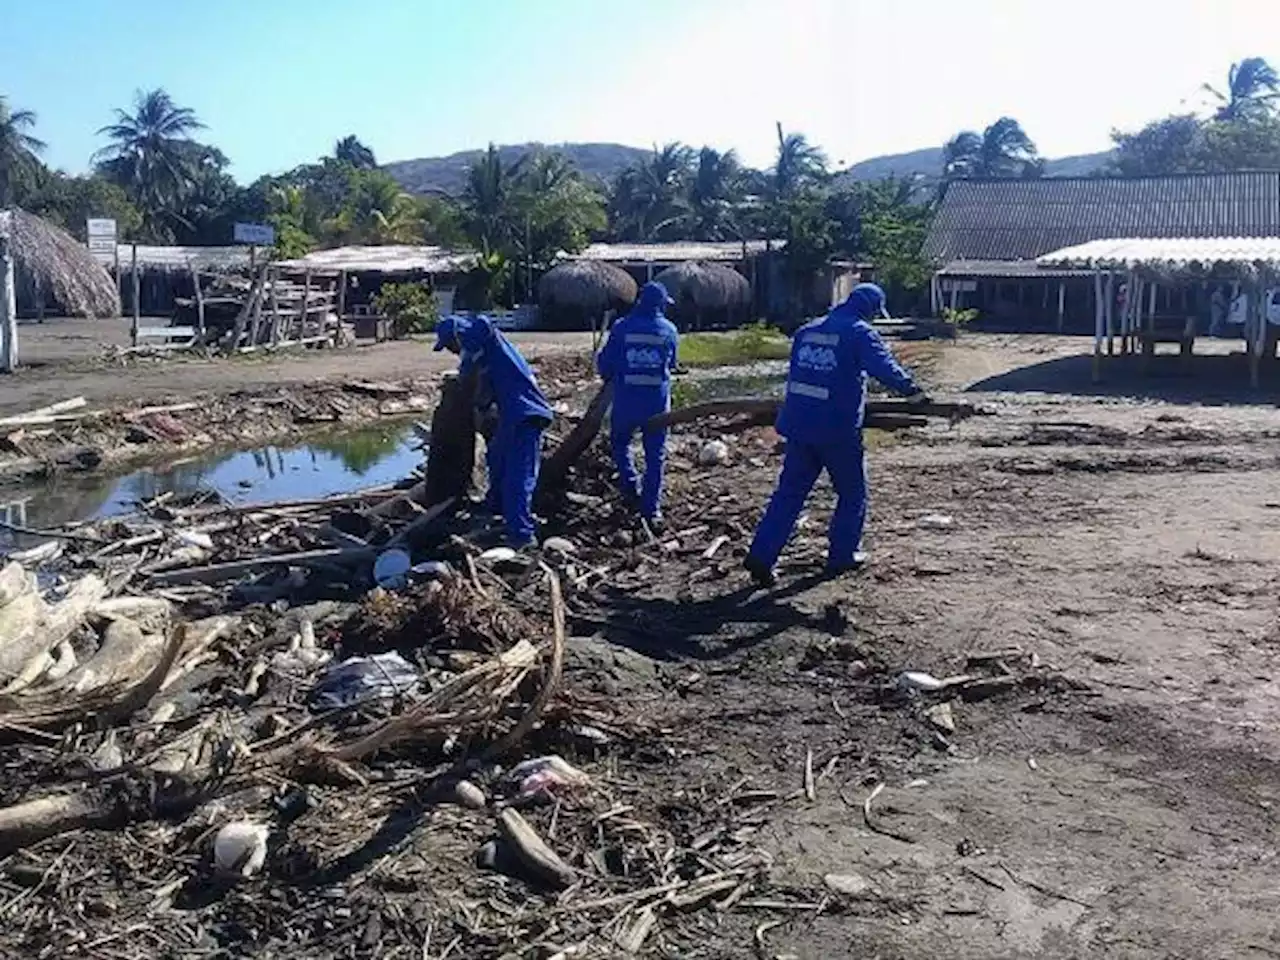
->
<box><xmin>0</xmin><ymin>383</ymin><xmax>989</xmax><ymax>957</ymax></box>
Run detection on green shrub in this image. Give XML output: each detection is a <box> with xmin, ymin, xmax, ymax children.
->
<box><xmin>374</xmin><ymin>282</ymin><xmax>440</xmax><ymax>339</ymax></box>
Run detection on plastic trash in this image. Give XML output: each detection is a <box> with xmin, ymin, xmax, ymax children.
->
<box><xmin>897</xmin><ymin>670</ymin><xmax>946</xmax><ymax>692</ymax></box>
<box><xmin>176</xmin><ymin>529</ymin><xmax>216</xmax><ymax>550</ymax></box>
<box><xmin>479</xmin><ymin>546</ymin><xmax>518</xmax><ymax>563</ymax></box>
<box><xmin>411</xmin><ymin>560</ymin><xmax>452</xmax><ymax>579</ymax></box>
<box><xmin>310</xmin><ymin>652</ymin><xmax>419</xmax><ymax>709</ymax></box>
<box><xmin>542</xmin><ymin>537</ymin><xmax>576</xmax><ymax>556</ymax></box>
<box><xmin>510</xmin><ymin>755</ymin><xmax>591</xmax><ymax>798</ymax></box>
<box><xmin>699</xmin><ymin>439</ymin><xmax>729</xmax><ymax>466</ymax></box>
<box><xmin>373</xmin><ymin>548</ymin><xmax>412</xmax><ymax>589</ymax></box>
<box><xmin>918</xmin><ymin>514</ymin><xmax>954</xmax><ymax>530</ymax></box>
<box><xmin>214</xmin><ymin>821</ymin><xmax>269</xmax><ymax>878</ymax></box>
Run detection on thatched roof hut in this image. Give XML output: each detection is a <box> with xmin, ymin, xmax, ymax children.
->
<box><xmin>654</xmin><ymin>261</ymin><xmax>752</xmax><ymax>316</ymax></box>
<box><xmin>0</xmin><ymin>209</ymin><xmax>121</xmax><ymax>319</ymax></box>
<box><xmin>539</xmin><ymin>260</ymin><xmax>638</xmax><ymax>316</ymax></box>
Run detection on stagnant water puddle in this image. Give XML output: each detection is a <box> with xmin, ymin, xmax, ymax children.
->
<box><xmin>1</xmin><ymin>365</ymin><xmax>787</xmax><ymax>549</ymax></box>
<box><xmin>1</xmin><ymin>423</ymin><xmax>422</xmax><ymax>543</ymax></box>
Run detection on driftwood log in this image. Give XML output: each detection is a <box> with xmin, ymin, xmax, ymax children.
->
<box><xmin>424</xmin><ymin>370</ymin><xmax>478</xmax><ymax>507</ymax></box>
<box><xmin>645</xmin><ymin>396</ymin><xmax>983</xmax><ymax>434</ymax></box>
<box><xmin>537</xmin><ymin>381</ymin><xmax>613</xmax><ymax>502</ymax></box>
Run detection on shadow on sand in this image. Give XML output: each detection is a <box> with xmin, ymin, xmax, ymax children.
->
<box><xmin>966</xmin><ymin>351</ymin><xmax>1280</xmax><ymax>407</ymax></box>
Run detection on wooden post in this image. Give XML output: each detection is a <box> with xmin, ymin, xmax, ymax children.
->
<box><xmin>0</xmin><ymin>236</ymin><xmax>16</xmax><ymax>373</ymax></box>
<box><xmin>1104</xmin><ymin>272</ymin><xmax>1115</xmax><ymax>357</ymax></box>
<box><xmin>300</xmin><ymin>269</ymin><xmax>312</xmax><ymax>340</ymax></box>
<box><xmin>1092</xmin><ymin>269</ymin><xmax>1104</xmax><ymax>383</ymax></box>
<box><xmin>34</xmin><ymin>274</ymin><xmax>44</xmax><ymax>324</ymax></box>
<box><xmin>268</xmin><ymin>269</ymin><xmax>281</xmax><ymax>346</ymax></box>
<box><xmin>931</xmin><ymin>274</ymin><xmax>941</xmax><ymax>316</ymax></box>
<box><xmin>189</xmin><ymin>259</ymin><xmax>205</xmax><ymax>340</ymax></box>
<box><xmin>1056</xmin><ymin>281</ymin><xmax>1066</xmax><ymax>333</ymax></box>
<box><xmin>131</xmin><ymin>243</ymin><xmax>140</xmax><ymax>347</ymax></box>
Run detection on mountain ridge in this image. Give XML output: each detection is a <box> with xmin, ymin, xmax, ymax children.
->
<box><xmin>383</xmin><ymin>142</ymin><xmax>1115</xmax><ymax>196</ymax></box>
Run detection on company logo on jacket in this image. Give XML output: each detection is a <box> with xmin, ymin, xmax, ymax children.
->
<box><xmin>625</xmin><ymin>346</ymin><xmax>665</xmax><ymax>370</ymax></box>
<box><xmin>796</xmin><ymin>342</ymin><xmax>837</xmax><ymax>373</ymax></box>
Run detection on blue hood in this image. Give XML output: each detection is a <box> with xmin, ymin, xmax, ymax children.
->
<box><xmin>634</xmin><ymin>281</ymin><xmax>674</xmax><ymax>318</ymax></box>
<box><xmin>838</xmin><ymin>283</ymin><xmax>890</xmax><ymax>322</ymax></box>
<box><xmin>434</xmin><ymin>314</ymin><xmax>493</xmax><ymax>352</ymax></box>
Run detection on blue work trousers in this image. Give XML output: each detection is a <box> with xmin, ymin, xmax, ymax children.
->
<box><xmin>610</xmin><ymin>420</ymin><xmax>668</xmax><ymax>519</ymax></box>
<box><xmin>748</xmin><ymin>436</ymin><xmax>867</xmax><ymax>569</ymax></box>
<box><xmin>484</xmin><ymin>416</ymin><xmax>546</xmax><ymax>546</ymax></box>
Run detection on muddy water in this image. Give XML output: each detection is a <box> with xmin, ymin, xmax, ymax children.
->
<box><xmin>0</xmin><ymin>423</ymin><xmax>422</xmax><ymax>539</ymax></box>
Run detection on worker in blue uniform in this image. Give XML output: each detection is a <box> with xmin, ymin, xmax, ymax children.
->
<box><xmin>435</xmin><ymin>315</ymin><xmax>553</xmax><ymax>548</ymax></box>
<box><xmin>597</xmin><ymin>282</ymin><xmax>680</xmax><ymax>527</ymax></box>
<box><xmin>745</xmin><ymin>283</ymin><xmax>926</xmax><ymax>586</ymax></box>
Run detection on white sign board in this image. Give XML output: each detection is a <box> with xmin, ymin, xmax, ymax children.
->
<box><xmin>86</xmin><ymin>218</ymin><xmax>117</xmax><ymax>257</ymax></box>
<box><xmin>233</xmin><ymin>222</ymin><xmax>276</xmax><ymax>246</ymax></box>
<box><xmin>941</xmin><ymin>279</ymin><xmax>978</xmax><ymax>293</ymax></box>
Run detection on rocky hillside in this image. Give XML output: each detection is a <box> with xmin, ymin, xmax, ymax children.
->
<box><xmin>384</xmin><ymin>142</ymin><xmax>1114</xmax><ymax>195</ymax></box>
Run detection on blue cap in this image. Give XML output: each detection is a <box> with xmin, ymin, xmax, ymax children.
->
<box><xmin>434</xmin><ymin>315</ymin><xmax>468</xmax><ymax>351</ymax></box>
<box><xmin>643</xmin><ymin>281</ymin><xmax>674</xmax><ymax>305</ymax></box>
<box><xmin>848</xmin><ymin>283</ymin><xmax>890</xmax><ymax>320</ymax></box>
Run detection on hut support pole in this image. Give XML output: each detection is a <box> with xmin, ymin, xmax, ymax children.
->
<box><xmin>269</xmin><ymin>270</ymin><xmax>281</xmax><ymax>346</ymax></box>
<box><xmin>1057</xmin><ymin>281</ymin><xmax>1066</xmax><ymax>333</ymax></box>
<box><xmin>0</xmin><ymin>236</ymin><xmax>16</xmax><ymax>373</ymax></box>
<box><xmin>931</xmin><ymin>274</ymin><xmax>941</xmax><ymax>317</ymax></box>
<box><xmin>189</xmin><ymin>260</ymin><xmax>205</xmax><ymax>341</ymax></box>
<box><xmin>130</xmin><ymin>243</ymin><xmax>140</xmax><ymax>347</ymax></box>
<box><xmin>300</xmin><ymin>270</ymin><xmax>312</xmax><ymax>339</ymax></box>
<box><xmin>34</xmin><ymin>275</ymin><xmax>44</xmax><ymax>324</ymax></box>
<box><xmin>1104</xmin><ymin>272</ymin><xmax>1115</xmax><ymax>357</ymax></box>
<box><xmin>1092</xmin><ymin>269</ymin><xmax>1103</xmax><ymax>383</ymax></box>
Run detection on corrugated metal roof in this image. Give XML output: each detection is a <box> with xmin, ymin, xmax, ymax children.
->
<box><xmin>937</xmin><ymin>259</ymin><xmax>1094</xmax><ymax>279</ymax></box>
<box><xmin>923</xmin><ymin>173</ymin><xmax>1280</xmax><ymax>263</ymax></box>
<box><xmin>275</xmin><ymin>245</ymin><xmax>478</xmax><ymax>274</ymax></box>
<box><xmin>90</xmin><ymin>244</ymin><xmax>254</xmax><ymax>271</ymax></box>
<box><xmin>570</xmin><ymin>240</ymin><xmax>781</xmax><ymax>263</ymax></box>
<box><xmin>1038</xmin><ymin>236</ymin><xmax>1280</xmax><ymax>269</ymax></box>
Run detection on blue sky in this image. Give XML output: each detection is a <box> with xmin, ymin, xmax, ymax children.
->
<box><xmin>3</xmin><ymin>0</ymin><xmax>1278</xmax><ymax>181</ymax></box>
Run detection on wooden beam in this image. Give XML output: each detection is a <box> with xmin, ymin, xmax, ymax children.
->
<box><xmin>189</xmin><ymin>259</ymin><xmax>205</xmax><ymax>341</ymax></box>
<box><xmin>130</xmin><ymin>243</ymin><xmax>140</xmax><ymax>347</ymax></box>
<box><xmin>1056</xmin><ymin>281</ymin><xmax>1066</xmax><ymax>333</ymax></box>
<box><xmin>0</xmin><ymin>236</ymin><xmax>15</xmax><ymax>373</ymax></box>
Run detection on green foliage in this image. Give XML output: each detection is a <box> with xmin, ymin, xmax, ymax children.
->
<box><xmin>0</xmin><ymin>95</ymin><xmax>46</xmax><ymax>208</ymax></box>
<box><xmin>941</xmin><ymin>306</ymin><xmax>979</xmax><ymax>328</ymax></box>
<box><xmin>1203</xmin><ymin>57</ymin><xmax>1279</xmax><ymax>123</ymax></box>
<box><xmin>373</xmin><ymin>281</ymin><xmax>440</xmax><ymax>338</ymax></box>
<box><xmin>678</xmin><ymin>324</ymin><xmax>790</xmax><ymax>368</ymax></box>
<box><xmin>24</xmin><ymin>172</ymin><xmax>142</xmax><ymax>240</ymax></box>
<box><xmin>459</xmin><ymin>145</ymin><xmax>605</xmax><ymax>300</ymax></box>
<box><xmin>943</xmin><ymin>117</ymin><xmax>1042</xmax><ymax>179</ymax></box>
<box><xmin>1110</xmin><ymin>113</ymin><xmax>1280</xmax><ymax>176</ymax></box>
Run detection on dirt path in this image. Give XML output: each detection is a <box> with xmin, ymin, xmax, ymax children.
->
<box><xmin>570</xmin><ymin>334</ymin><xmax>1280</xmax><ymax>958</ymax></box>
<box><xmin>3</xmin><ymin>318</ymin><xmax>594</xmax><ymax>415</ymax></box>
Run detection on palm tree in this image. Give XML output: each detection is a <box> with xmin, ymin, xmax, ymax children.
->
<box><xmin>608</xmin><ymin>143</ymin><xmax>693</xmax><ymax>241</ymax></box>
<box><xmin>773</xmin><ymin>124</ymin><xmax>827</xmax><ymax>199</ymax></box>
<box><xmin>334</xmin><ymin>135</ymin><xmax>377</xmax><ymax>170</ymax></box>
<box><xmin>95</xmin><ymin>89</ymin><xmax>205</xmax><ymax>240</ymax></box>
<box><xmin>1204</xmin><ymin>57</ymin><xmax>1280</xmax><ymax>122</ymax></box>
<box><xmin>0</xmin><ymin>96</ymin><xmax>46</xmax><ymax>208</ymax></box>
<box><xmin>687</xmin><ymin>147</ymin><xmax>745</xmax><ymax>241</ymax></box>
<box><xmin>462</xmin><ymin>144</ymin><xmax>522</xmax><ymax>254</ymax></box>
<box><xmin>943</xmin><ymin>117</ymin><xmax>1041</xmax><ymax>179</ymax></box>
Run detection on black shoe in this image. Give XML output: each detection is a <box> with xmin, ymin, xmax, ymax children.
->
<box><xmin>825</xmin><ymin>551</ymin><xmax>869</xmax><ymax>576</ymax></box>
<box><xmin>643</xmin><ymin>513</ymin><xmax>665</xmax><ymax>535</ymax></box>
<box><xmin>744</xmin><ymin>554</ymin><xmax>777</xmax><ymax>588</ymax></box>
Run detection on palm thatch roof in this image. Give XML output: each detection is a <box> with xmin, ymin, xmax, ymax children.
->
<box><xmin>538</xmin><ymin>260</ymin><xmax>638</xmax><ymax>314</ymax></box>
<box><xmin>0</xmin><ymin>209</ymin><xmax>121</xmax><ymax>318</ymax></box>
<box><xmin>653</xmin><ymin>261</ymin><xmax>751</xmax><ymax>312</ymax></box>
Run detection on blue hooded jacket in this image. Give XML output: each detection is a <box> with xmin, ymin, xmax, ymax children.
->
<box><xmin>597</xmin><ymin>282</ymin><xmax>680</xmax><ymax>426</ymax></box>
<box><xmin>775</xmin><ymin>283</ymin><xmax>919</xmax><ymax>445</ymax></box>
<box><xmin>435</xmin><ymin>315</ymin><xmax>553</xmax><ymax>423</ymax></box>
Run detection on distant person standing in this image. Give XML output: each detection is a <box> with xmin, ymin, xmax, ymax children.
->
<box><xmin>745</xmin><ymin>283</ymin><xmax>926</xmax><ymax>587</ymax></box>
<box><xmin>434</xmin><ymin>315</ymin><xmax>552</xmax><ymax>548</ymax></box>
<box><xmin>597</xmin><ymin>282</ymin><xmax>680</xmax><ymax>529</ymax></box>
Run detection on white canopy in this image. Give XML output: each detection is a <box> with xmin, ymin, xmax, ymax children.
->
<box><xmin>1038</xmin><ymin>237</ymin><xmax>1280</xmax><ymax>270</ymax></box>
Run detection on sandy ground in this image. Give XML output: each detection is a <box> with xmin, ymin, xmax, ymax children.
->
<box><xmin>7</xmin><ymin>325</ymin><xmax>1280</xmax><ymax>957</ymax></box>
<box><xmin>3</xmin><ymin>318</ymin><xmax>595</xmax><ymax>416</ymax></box>
<box><xmin>571</xmin><ymin>332</ymin><xmax>1280</xmax><ymax>958</ymax></box>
